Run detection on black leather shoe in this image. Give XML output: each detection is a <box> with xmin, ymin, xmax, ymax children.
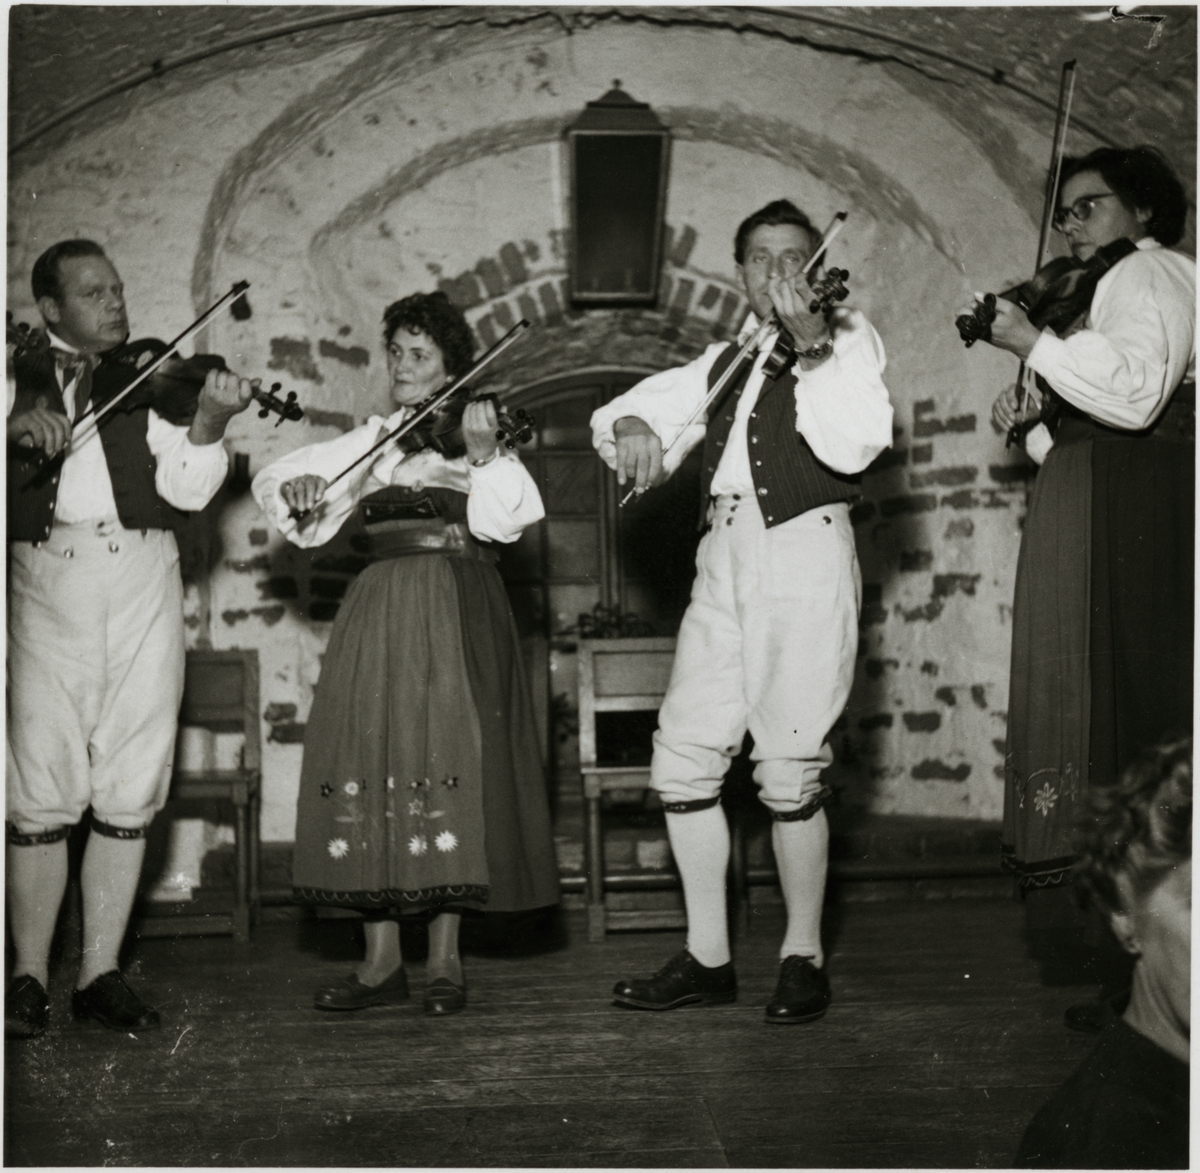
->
<box><xmin>1064</xmin><ymin>990</ymin><xmax>1129</xmax><ymax>1034</ymax></box>
<box><xmin>6</xmin><ymin>975</ymin><xmax>50</xmax><ymax>1039</ymax></box>
<box><xmin>613</xmin><ymin>949</ymin><xmax>737</xmax><ymax>1011</ymax></box>
<box><xmin>314</xmin><ymin>967</ymin><xmax>409</xmax><ymax>1011</ymax></box>
<box><xmin>424</xmin><ymin>977</ymin><xmax>466</xmax><ymax>1016</ymax></box>
<box><xmin>72</xmin><ymin>971</ymin><xmax>161</xmax><ymax>1032</ymax></box>
<box><xmin>765</xmin><ymin>955</ymin><xmax>831</xmax><ymax>1024</ymax></box>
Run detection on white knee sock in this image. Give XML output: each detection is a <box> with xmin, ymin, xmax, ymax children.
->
<box><xmin>78</xmin><ymin>832</ymin><xmax>146</xmax><ymax>989</ymax></box>
<box><xmin>772</xmin><ymin>809</ymin><xmax>829</xmax><ymax>968</ymax></box>
<box><xmin>7</xmin><ymin>838</ymin><xmax>70</xmax><ymax>987</ymax></box>
<box><xmin>665</xmin><ymin>804</ymin><xmax>731</xmax><ymax>968</ymax></box>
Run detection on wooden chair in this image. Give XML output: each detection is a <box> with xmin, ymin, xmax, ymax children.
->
<box><xmin>578</xmin><ymin>637</ymin><xmax>681</xmax><ymax>941</ymax></box>
<box><xmin>137</xmin><ymin>649</ymin><xmax>262</xmax><ymax>942</ymax></box>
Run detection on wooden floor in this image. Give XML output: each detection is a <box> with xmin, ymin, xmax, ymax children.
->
<box><xmin>5</xmin><ymin>897</ymin><xmax>1100</xmax><ymax>1168</ymax></box>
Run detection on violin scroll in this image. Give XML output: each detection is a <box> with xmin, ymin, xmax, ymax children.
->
<box><xmin>256</xmin><ymin>383</ymin><xmax>304</xmax><ymax>427</ymax></box>
<box><xmin>955</xmin><ymin>294</ymin><xmax>998</xmax><ymax>347</ymax></box>
<box><xmin>497</xmin><ymin>406</ymin><xmax>535</xmax><ymax>449</ymax></box>
<box><xmin>808</xmin><ymin>268</ymin><xmax>850</xmax><ymax>316</ymax></box>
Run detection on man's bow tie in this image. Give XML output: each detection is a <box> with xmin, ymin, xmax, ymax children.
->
<box><xmin>49</xmin><ymin>347</ymin><xmax>93</xmax><ymax>377</ymax></box>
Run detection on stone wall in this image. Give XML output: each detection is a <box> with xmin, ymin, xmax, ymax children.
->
<box><xmin>9</xmin><ymin>7</ymin><xmax>1195</xmax><ymax>845</ymax></box>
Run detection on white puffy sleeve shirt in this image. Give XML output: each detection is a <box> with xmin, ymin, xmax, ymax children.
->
<box><xmin>590</xmin><ymin>308</ymin><xmax>893</xmax><ymax>480</ymax></box>
<box><xmin>252</xmin><ymin>409</ymin><xmax>545</xmax><ymax>549</ymax></box>
<box><xmin>1026</xmin><ymin>239</ymin><xmax>1196</xmax><ymax>430</ymax></box>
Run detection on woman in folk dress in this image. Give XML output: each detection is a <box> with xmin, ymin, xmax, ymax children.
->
<box><xmin>253</xmin><ymin>292</ymin><xmax>558</xmax><ymax>1016</ymax></box>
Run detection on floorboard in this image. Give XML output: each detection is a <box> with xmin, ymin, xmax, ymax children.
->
<box><xmin>5</xmin><ymin>898</ymin><xmax>1099</xmax><ymax>1167</ymax></box>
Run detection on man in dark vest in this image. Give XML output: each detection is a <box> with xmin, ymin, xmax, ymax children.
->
<box><xmin>5</xmin><ymin>239</ymin><xmax>253</xmax><ymax>1039</ymax></box>
<box><xmin>590</xmin><ymin>200</ymin><xmax>892</xmax><ymax>1022</ymax></box>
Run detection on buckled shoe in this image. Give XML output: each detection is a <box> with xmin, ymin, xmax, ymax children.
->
<box><xmin>613</xmin><ymin>949</ymin><xmax>737</xmax><ymax>1011</ymax></box>
<box><xmin>72</xmin><ymin>971</ymin><xmax>161</xmax><ymax>1032</ymax></box>
<box><xmin>6</xmin><ymin>974</ymin><xmax>50</xmax><ymax>1039</ymax></box>
<box><xmin>764</xmin><ymin>955</ymin><xmax>831</xmax><ymax>1024</ymax></box>
<box><xmin>314</xmin><ymin>967</ymin><xmax>410</xmax><ymax>1011</ymax></box>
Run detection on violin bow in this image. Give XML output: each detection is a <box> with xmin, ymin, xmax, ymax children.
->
<box><xmin>619</xmin><ymin>211</ymin><xmax>848</xmax><ymax>508</ymax></box>
<box><xmin>70</xmin><ymin>281</ymin><xmax>251</xmax><ymax>445</ymax></box>
<box><xmin>291</xmin><ymin>318</ymin><xmax>531</xmax><ymax>523</ymax></box>
<box><xmin>1010</xmin><ymin>60</ymin><xmax>1076</xmax><ymax>442</ymax></box>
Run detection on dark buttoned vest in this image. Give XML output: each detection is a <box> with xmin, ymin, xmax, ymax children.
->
<box><xmin>7</xmin><ymin>349</ymin><xmax>184</xmax><ymax>542</ymax></box>
<box><xmin>698</xmin><ymin>342</ymin><xmax>861</xmax><ymax>529</ymax></box>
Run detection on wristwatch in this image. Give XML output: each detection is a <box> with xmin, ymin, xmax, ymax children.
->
<box><xmin>797</xmin><ymin>336</ymin><xmax>833</xmax><ymax>361</ymax></box>
<box><xmin>470</xmin><ymin>450</ymin><xmax>498</xmax><ymax>468</ymax></box>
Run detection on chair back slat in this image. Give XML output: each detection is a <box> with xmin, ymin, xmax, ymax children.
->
<box><xmin>177</xmin><ymin>650</ymin><xmax>261</xmax><ymax>771</ymax></box>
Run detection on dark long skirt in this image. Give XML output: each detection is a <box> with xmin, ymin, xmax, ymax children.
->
<box><xmin>292</xmin><ymin>553</ymin><xmax>560</xmax><ymax>913</ymax></box>
<box><xmin>1003</xmin><ymin>409</ymin><xmax>1193</xmax><ymax>978</ymax></box>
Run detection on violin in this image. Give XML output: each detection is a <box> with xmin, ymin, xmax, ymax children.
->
<box><xmin>955</xmin><ymin>238</ymin><xmax>1137</xmax><ymax>349</ymax></box>
<box><xmin>392</xmin><ymin>384</ymin><xmax>534</xmax><ymax>459</ymax></box>
<box><xmin>616</xmin><ymin>211</ymin><xmax>851</xmax><ymax>509</ymax></box>
<box><xmin>289</xmin><ymin>318</ymin><xmax>533</xmax><ymax>523</ymax></box>
<box><xmin>98</xmin><ymin>339</ymin><xmax>304</xmax><ymax>428</ymax></box>
<box><xmin>954</xmin><ymin>59</ymin><xmax>1079</xmax><ymax>449</ymax></box>
<box><xmin>762</xmin><ymin>267</ymin><xmax>851</xmax><ymax>380</ymax></box>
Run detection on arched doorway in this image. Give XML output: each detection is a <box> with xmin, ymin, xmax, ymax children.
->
<box><xmin>496</xmin><ymin>369</ymin><xmax>705</xmax><ymax>789</ymax></box>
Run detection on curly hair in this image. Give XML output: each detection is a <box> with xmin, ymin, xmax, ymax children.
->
<box><xmin>1058</xmin><ymin>146</ymin><xmax>1189</xmax><ymax>248</ymax></box>
<box><xmin>733</xmin><ymin>199</ymin><xmax>820</xmax><ymax>265</ymax></box>
<box><xmin>1074</xmin><ymin>735</ymin><xmax>1192</xmax><ymax>918</ymax></box>
<box><xmin>381</xmin><ymin>291</ymin><xmax>475</xmax><ymax>379</ymax></box>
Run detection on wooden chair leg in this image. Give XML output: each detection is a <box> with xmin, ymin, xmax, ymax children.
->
<box><xmin>584</xmin><ymin>791</ymin><xmax>606</xmax><ymax>943</ymax></box>
<box><xmin>249</xmin><ymin>790</ymin><xmax>262</xmax><ymax>925</ymax></box>
<box><xmin>233</xmin><ymin>799</ymin><xmax>250</xmax><ymax>943</ymax></box>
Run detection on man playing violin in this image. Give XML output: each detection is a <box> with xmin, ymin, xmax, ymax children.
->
<box><xmin>956</xmin><ymin>147</ymin><xmax>1194</xmax><ymax>1033</ymax></box>
<box><xmin>591</xmin><ymin>199</ymin><xmax>892</xmax><ymax>1022</ymax></box>
<box><xmin>5</xmin><ymin>239</ymin><xmax>255</xmax><ymax>1039</ymax></box>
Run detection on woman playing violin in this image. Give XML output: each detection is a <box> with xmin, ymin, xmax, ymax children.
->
<box><xmin>252</xmin><ymin>292</ymin><xmax>558</xmax><ymax>1017</ymax></box>
<box><xmin>957</xmin><ymin>147</ymin><xmax>1194</xmax><ymax>1024</ymax></box>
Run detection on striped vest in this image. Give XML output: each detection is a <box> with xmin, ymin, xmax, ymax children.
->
<box><xmin>698</xmin><ymin>343</ymin><xmax>861</xmax><ymax>529</ymax></box>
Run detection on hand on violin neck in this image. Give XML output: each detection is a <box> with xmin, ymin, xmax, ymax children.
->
<box><xmin>959</xmin><ymin>294</ymin><xmax>1041</xmax><ymax>360</ymax></box>
<box><xmin>188</xmin><ymin>368</ymin><xmax>255</xmax><ymax>445</ymax></box>
<box><xmin>766</xmin><ymin>273</ymin><xmax>829</xmax><ymax>350</ymax></box>
<box><xmin>461</xmin><ymin>397</ymin><xmax>501</xmax><ymax>465</ymax></box>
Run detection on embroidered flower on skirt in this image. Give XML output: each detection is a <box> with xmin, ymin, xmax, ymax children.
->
<box><xmin>435</xmin><ymin>831</ymin><xmax>458</xmax><ymax>853</ymax></box>
<box><xmin>1033</xmin><ymin>781</ymin><xmax>1058</xmax><ymax>817</ymax></box>
<box><xmin>328</xmin><ymin>837</ymin><xmax>350</xmax><ymax>859</ymax></box>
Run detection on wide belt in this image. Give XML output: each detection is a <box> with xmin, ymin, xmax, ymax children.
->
<box><xmin>1055</xmin><ymin>381</ymin><xmax>1195</xmax><ymax>447</ymax></box>
<box><xmin>364</xmin><ymin>519</ymin><xmax>498</xmax><ymax>564</ymax></box>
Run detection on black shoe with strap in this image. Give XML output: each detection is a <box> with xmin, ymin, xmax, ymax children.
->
<box><xmin>6</xmin><ymin>974</ymin><xmax>50</xmax><ymax>1040</ymax></box>
<box><xmin>764</xmin><ymin>955</ymin><xmax>831</xmax><ymax>1024</ymax></box>
<box><xmin>72</xmin><ymin>971</ymin><xmax>161</xmax><ymax>1032</ymax></box>
<box><xmin>612</xmin><ymin>949</ymin><xmax>737</xmax><ymax>1011</ymax></box>
<box><xmin>314</xmin><ymin>967</ymin><xmax>410</xmax><ymax>1011</ymax></box>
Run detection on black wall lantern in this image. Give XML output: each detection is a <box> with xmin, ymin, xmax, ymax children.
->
<box><xmin>566</xmin><ymin>81</ymin><xmax>671</xmax><ymax>306</ymax></box>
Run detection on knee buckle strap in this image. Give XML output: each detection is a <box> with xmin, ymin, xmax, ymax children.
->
<box><xmin>6</xmin><ymin>822</ymin><xmax>69</xmax><ymax>847</ymax></box>
<box><xmin>773</xmin><ymin>785</ymin><xmax>834</xmax><ymax>823</ymax></box>
<box><xmin>88</xmin><ymin>813</ymin><xmax>146</xmax><ymax>840</ymax></box>
<box><xmin>661</xmin><ymin>795</ymin><xmax>722</xmax><ymax>814</ymax></box>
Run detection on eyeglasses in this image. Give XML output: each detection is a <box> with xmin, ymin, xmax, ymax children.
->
<box><xmin>1052</xmin><ymin>192</ymin><xmax>1119</xmax><ymax>231</ymax></box>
